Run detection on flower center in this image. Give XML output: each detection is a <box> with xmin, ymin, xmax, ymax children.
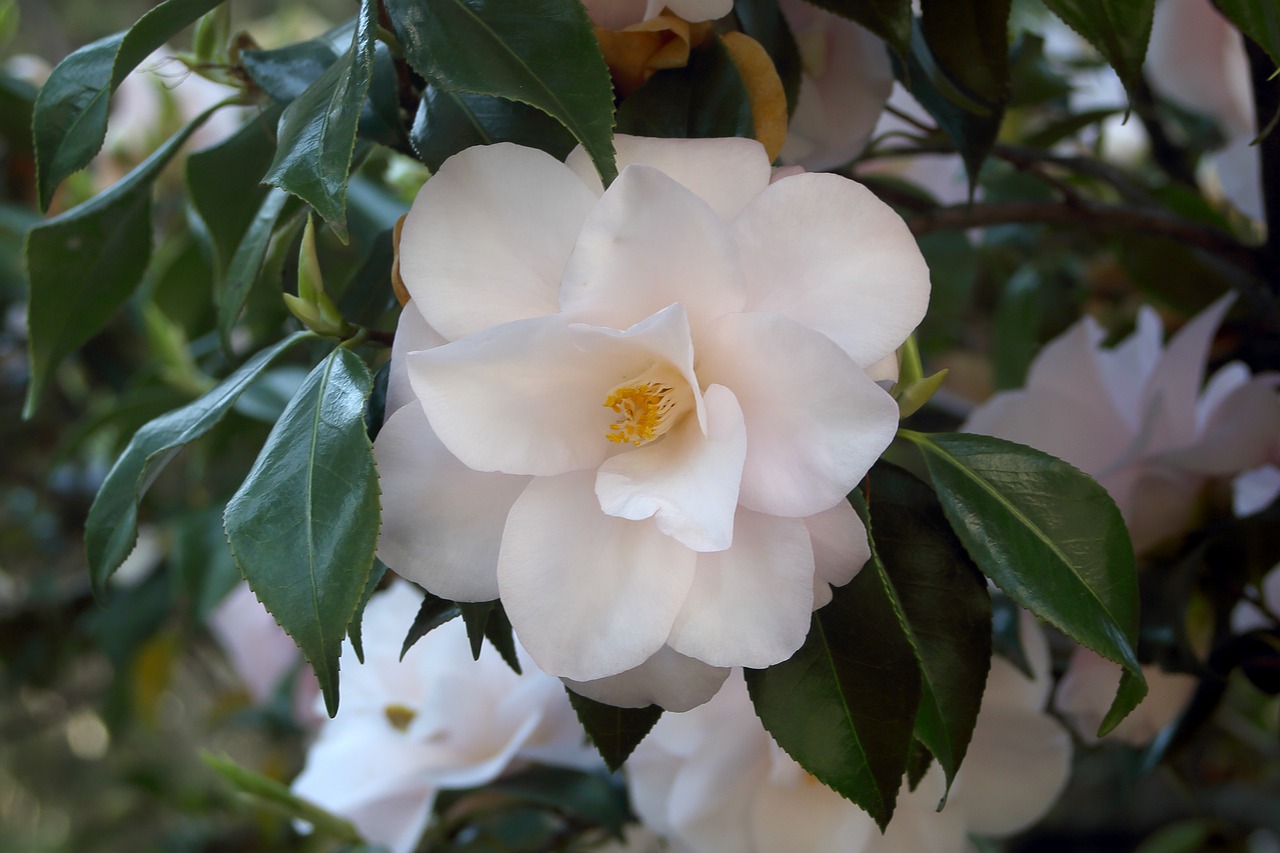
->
<box><xmin>603</xmin><ymin>364</ymin><xmax>691</xmax><ymax>446</ymax></box>
<box><xmin>384</xmin><ymin>703</ymin><xmax>417</xmax><ymax>732</ymax></box>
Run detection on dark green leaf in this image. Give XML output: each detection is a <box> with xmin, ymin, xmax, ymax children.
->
<box><xmin>409</xmin><ymin>86</ymin><xmax>576</xmax><ymax>172</ymax></box>
<box><xmin>865</xmin><ymin>463</ymin><xmax>991</xmax><ymax>792</ymax></box>
<box><xmin>264</xmin><ymin>0</ymin><xmax>378</xmax><ymax>241</ymax></box>
<box><xmin>217</xmin><ymin>187</ymin><xmax>291</xmax><ymax>343</ymax></box>
<box><xmin>906</xmin><ymin>739</ymin><xmax>933</xmax><ymax>792</ymax></box>
<box><xmin>991</xmin><ymin>592</ymin><xmax>1034</xmax><ymax>678</ymax></box>
<box><xmin>1041</xmin><ymin>0</ymin><xmax>1155</xmax><ymax>97</ymax></box>
<box><xmin>0</xmin><ymin>72</ymin><xmax>36</xmax><ymax>156</ymax></box>
<box><xmin>349</xmin><ymin>559</ymin><xmax>388</xmax><ymax>664</ymax></box>
<box><xmin>733</xmin><ymin>0</ymin><xmax>803</xmax><ymax>116</ymax></box>
<box><xmin>400</xmin><ymin>591</ymin><xmax>461</xmax><ymax>660</ymax></box>
<box><xmin>487</xmin><ymin>767</ymin><xmax>630</xmax><ymax>833</ymax></box>
<box><xmin>31</xmin><ymin>0</ymin><xmax>224</xmax><ymax>209</ymax></box>
<box><xmin>803</xmin><ymin>0</ymin><xmax>912</xmax><ymax>64</ymax></box>
<box><xmin>84</xmin><ymin>332</ymin><xmax>314</xmax><ymax>595</ymax></box>
<box><xmin>993</xmin><ymin>264</ymin><xmax>1044</xmax><ymax>390</ymax></box>
<box><xmin>386</xmin><ymin>0</ymin><xmax>617</xmax><ymax>184</ymax></box>
<box><xmin>566</xmin><ymin>690</ymin><xmax>663</xmax><ymax>771</ymax></box>
<box><xmin>224</xmin><ymin>348</ymin><xmax>381</xmax><ymax>717</ymax></box>
<box><xmin>1214</xmin><ymin>0</ymin><xmax>1280</xmax><ymax>66</ymax></box>
<box><xmin>482</xmin><ymin>602</ymin><xmax>522</xmax><ymax>675</ymax></box>
<box><xmin>24</xmin><ymin>105</ymin><xmax>219</xmax><ymax>417</ymax></box>
<box><xmin>241</xmin><ymin>39</ymin><xmax>339</xmax><ymax>103</ymax></box>
<box><xmin>364</xmin><ymin>361</ymin><xmax>390</xmax><ymax>442</ymax></box>
<box><xmin>201</xmin><ymin>752</ymin><xmax>363</xmax><ymax>843</ymax></box>
<box><xmin>171</xmin><ymin>504</ymin><xmax>242</xmax><ymax>621</ymax></box>
<box><xmin>920</xmin><ymin>0</ymin><xmax>1011</xmax><ymax>109</ymax></box>
<box><xmin>900</xmin><ymin>430</ymin><xmax>1147</xmax><ymax>735</ymax></box>
<box><xmin>745</xmin><ymin>530</ymin><xmax>922</xmax><ymax>829</ymax></box>
<box><xmin>615</xmin><ymin>36</ymin><xmax>754</xmax><ymax>141</ymax></box>
<box><xmin>459</xmin><ymin>599</ymin><xmax>496</xmax><ymax>660</ymax></box>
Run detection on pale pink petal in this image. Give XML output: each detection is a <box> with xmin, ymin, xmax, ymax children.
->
<box><xmin>399</xmin><ymin>143</ymin><xmax>596</xmax><ymax>340</ymax></box>
<box><xmin>564</xmin><ymin>645</ymin><xmax>731</xmax><ymax>712</ymax></box>
<box><xmin>498</xmin><ymin>472</ymin><xmax>697</xmax><ymax>681</ymax></box>
<box><xmin>374</xmin><ymin>405</ymin><xmax>526</xmax><ymax>601</ymax></box>
<box><xmin>1094</xmin><ymin>307</ymin><xmax>1163</xmax><ymax>431</ymax></box>
<box><xmin>1124</xmin><ymin>465</ymin><xmax>1205</xmax><ymax>554</ymax></box>
<box><xmin>559</xmin><ymin>165</ymin><xmax>745</xmax><ymax>334</ymax></box>
<box><xmin>596</xmin><ymin>384</ymin><xmax>746</xmax><ymax>552</ymax></box>
<box><xmin>751</xmin><ymin>768</ymin><xmax>874</xmax><ymax>852</ymax></box>
<box><xmin>665</xmin><ymin>721</ymin><xmax>770</xmax><ymax>852</ymax></box>
<box><xmin>866</xmin><ymin>769</ymin><xmax>967</xmax><ymax>853</ymax></box>
<box><xmin>1234</xmin><ymin>465</ymin><xmax>1280</xmax><ymax>516</ymax></box>
<box><xmin>1212</xmin><ymin>133</ymin><xmax>1264</xmax><ymax>220</ymax></box>
<box><xmin>386</xmin><ymin>301</ymin><xmax>447</xmax><ymax>417</ymax></box>
<box><xmin>805</xmin><ymin>499</ymin><xmax>870</xmax><ymax>609</ymax></box>
<box><xmin>1055</xmin><ymin>648</ymin><xmax>1195</xmax><ymax>745</ymax></box>
<box><xmin>1148</xmin><ymin>0</ymin><xmax>1254</xmax><ymax>137</ymax></box>
<box><xmin>566</xmin><ymin>135</ymin><xmax>772</xmax><ymax>220</ymax></box>
<box><xmin>733</xmin><ymin>172</ymin><xmax>929</xmax><ymax>369</ymax></box>
<box><xmin>209</xmin><ymin>583</ymin><xmax>302</xmax><ymax>704</ymax></box>
<box><xmin>1142</xmin><ymin>293</ymin><xmax>1235</xmax><ymax>455</ymax></box>
<box><xmin>865</xmin><ymin>351</ymin><xmax>899</xmax><ymax>383</ymax></box>
<box><xmin>988</xmin><ymin>609</ymin><xmax>1054</xmax><ymax>710</ymax></box>
<box><xmin>659</xmin><ymin>0</ymin><xmax>733</xmax><ymax>23</ymax></box>
<box><xmin>667</xmin><ymin>510</ymin><xmax>814</xmax><ymax>667</ymax></box>
<box><xmin>1231</xmin><ymin>566</ymin><xmax>1280</xmax><ymax>632</ymax></box>
<box><xmin>699</xmin><ymin>312</ymin><xmax>900</xmax><ymax>517</ymax></box>
<box><xmin>409</xmin><ymin>315</ymin><xmax>644</xmax><ymax>476</ymax></box>
<box><xmin>1163</xmin><ymin>378</ymin><xmax>1280</xmax><ymax>474</ymax></box>
<box><xmin>581</xmin><ymin>0</ymin><xmax>647</xmax><ymax>29</ymax></box>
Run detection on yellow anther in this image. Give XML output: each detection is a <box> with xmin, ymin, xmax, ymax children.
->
<box><xmin>603</xmin><ymin>364</ymin><xmax>691</xmax><ymax>446</ymax></box>
<box><xmin>384</xmin><ymin>704</ymin><xmax>416</xmax><ymax>732</ymax></box>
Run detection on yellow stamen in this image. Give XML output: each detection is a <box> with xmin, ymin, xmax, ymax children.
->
<box><xmin>384</xmin><ymin>704</ymin><xmax>416</xmax><ymax>732</ymax></box>
<box><xmin>603</xmin><ymin>365</ymin><xmax>691</xmax><ymax>446</ymax></box>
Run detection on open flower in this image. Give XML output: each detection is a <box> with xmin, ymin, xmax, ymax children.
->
<box><xmin>291</xmin><ymin>581</ymin><xmax>598</xmax><ymax>853</ymax></box>
<box><xmin>625</xmin><ymin>611</ymin><xmax>1071</xmax><ymax>852</ymax></box>
<box><xmin>376</xmin><ymin>135</ymin><xmax>929</xmax><ymax>710</ymax></box>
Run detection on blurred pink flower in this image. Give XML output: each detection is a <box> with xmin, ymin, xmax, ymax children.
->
<box><xmin>581</xmin><ymin>0</ymin><xmax>731</xmax><ymax>29</ymax></box>
<box><xmin>1054</xmin><ymin>648</ymin><xmax>1196</xmax><ymax>745</ymax></box>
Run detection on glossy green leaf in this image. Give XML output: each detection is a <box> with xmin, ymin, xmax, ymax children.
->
<box><xmin>455</xmin><ymin>600</ymin><xmax>522</xmax><ymax>674</ymax></box>
<box><xmin>1041</xmin><ymin>0</ymin><xmax>1155</xmax><ymax>97</ymax></box>
<box><xmin>615</xmin><ymin>36</ymin><xmax>754</xmax><ymax>142</ymax></box>
<box><xmin>263</xmin><ymin>0</ymin><xmax>377</xmax><ymax>242</ymax></box>
<box><xmin>202</xmin><ymin>752</ymin><xmax>362</xmax><ymax>843</ymax></box>
<box><xmin>386</xmin><ymin>0</ymin><xmax>617</xmax><ymax>184</ymax></box>
<box><xmin>459</xmin><ymin>600</ymin><xmax>496</xmax><ymax>660</ymax></box>
<box><xmin>803</xmin><ymin>0</ymin><xmax>912</xmax><ymax>63</ymax></box>
<box><xmin>865</xmin><ymin>464</ymin><xmax>991</xmax><ymax>792</ymax></box>
<box><xmin>900</xmin><ymin>431</ymin><xmax>1147</xmax><ymax>735</ymax></box>
<box><xmin>217</xmin><ymin>188</ymin><xmax>291</xmax><ymax>344</ymax></box>
<box><xmin>733</xmin><ymin>0</ymin><xmax>803</xmax><ymax>115</ymax></box>
<box><xmin>746</xmin><ymin>527</ymin><xmax>922</xmax><ymax>829</ymax></box>
<box><xmin>241</xmin><ymin>39</ymin><xmax>338</xmax><ymax>102</ymax></box>
<box><xmin>0</xmin><ymin>73</ymin><xmax>36</xmax><ymax>156</ymax></box>
<box><xmin>349</xmin><ymin>559</ymin><xmax>388</xmax><ymax>664</ymax></box>
<box><xmin>400</xmin><ymin>591</ymin><xmax>462</xmax><ymax>660</ymax></box>
<box><xmin>224</xmin><ymin>348</ymin><xmax>381</xmax><ymax>717</ymax></box>
<box><xmin>1215</xmin><ymin>0</ymin><xmax>1280</xmax><ymax>66</ymax></box>
<box><xmin>31</xmin><ymin>0</ymin><xmax>223</xmax><ymax>209</ymax></box>
<box><xmin>84</xmin><ymin>332</ymin><xmax>313</xmax><ymax>596</ymax></box>
<box><xmin>920</xmin><ymin>0</ymin><xmax>1011</xmax><ymax>109</ymax></box>
<box><xmin>409</xmin><ymin>86</ymin><xmax>576</xmax><ymax>172</ymax></box>
<box><xmin>565</xmin><ymin>690</ymin><xmax>663</xmax><ymax>772</ymax></box>
<box><xmin>24</xmin><ymin>105</ymin><xmax>220</xmax><ymax>417</ymax></box>
<box><xmin>487</xmin><ymin>767</ymin><xmax>630</xmax><ymax>834</ymax></box>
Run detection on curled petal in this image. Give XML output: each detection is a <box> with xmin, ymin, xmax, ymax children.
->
<box><xmin>699</xmin><ymin>312</ymin><xmax>899</xmax><ymax>517</ymax></box>
<box><xmin>374</xmin><ymin>405</ymin><xmax>526</xmax><ymax>601</ymax></box>
<box><xmin>386</xmin><ymin>301</ymin><xmax>446</xmax><ymax>417</ymax></box>
<box><xmin>399</xmin><ymin>143</ymin><xmax>596</xmax><ymax>341</ymax></box>
<box><xmin>563</xmin><ymin>645</ymin><xmax>730</xmax><ymax>712</ymax></box>
<box><xmin>498</xmin><ymin>472</ymin><xmax>697</xmax><ymax>681</ymax></box>
<box><xmin>1142</xmin><ymin>293</ymin><xmax>1234</xmax><ymax>455</ymax></box>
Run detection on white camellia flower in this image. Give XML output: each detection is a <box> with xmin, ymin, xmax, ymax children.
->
<box><xmin>625</xmin><ymin>612</ymin><xmax>1071</xmax><ymax>852</ymax></box>
<box><xmin>376</xmin><ymin>135</ymin><xmax>929</xmax><ymax>711</ymax></box>
<box><xmin>291</xmin><ymin>581</ymin><xmax>599</xmax><ymax>853</ymax></box>
<box><xmin>581</xmin><ymin>0</ymin><xmax>731</xmax><ymax>30</ymax></box>
<box><xmin>777</xmin><ymin>0</ymin><xmax>895</xmax><ymax>172</ymax></box>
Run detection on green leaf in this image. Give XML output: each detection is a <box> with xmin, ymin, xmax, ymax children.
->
<box><xmin>745</xmin><ymin>526</ymin><xmax>922</xmax><ymax>830</ymax></box>
<box><xmin>24</xmin><ymin>104</ymin><xmax>220</xmax><ymax>417</ymax></box>
<box><xmin>386</xmin><ymin>0</ymin><xmax>617</xmax><ymax>184</ymax></box>
<box><xmin>217</xmin><ymin>187</ymin><xmax>292</xmax><ymax>345</ymax></box>
<box><xmin>84</xmin><ymin>332</ymin><xmax>314</xmax><ymax>596</ymax></box>
<box><xmin>409</xmin><ymin>86</ymin><xmax>576</xmax><ymax>172</ymax></box>
<box><xmin>400</xmin><ymin>591</ymin><xmax>462</xmax><ymax>660</ymax></box>
<box><xmin>349</xmin><ymin>559</ymin><xmax>388</xmax><ymax>664</ymax></box>
<box><xmin>733</xmin><ymin>0</ymin><xmax>803</xmax><ymax>116</ymax></box>
<box><xmin>992</xmin><ymin>264</ymin><xmax>1044</xmax><ymax>390</ymax></box>
<box><xmin>565</xmin><ymin>690</ymin><xmax>663</xmax><ymax>771</ymax></box>
<box><xmin>920</xmin><ymin>0</ymin><xmax>1012</xmax><ymax>109</ymax></box>
<box><xmin>455</xmin><ymin>600</ymin><xmax>523</xmax><ymax>674</ymax></box>
<box><xmin>615</xmin><ymin>36</ymin><xmax>754</xmax><ymax>142</ymax></box>
<box><xmin>1215</xmin><ymin>0</ymin><xmax>1280</xmax><ymax>66</ymax></box>
<box><xmin>241</xmin><ymin>39</ymin><xmax>339</xmax><ymax>103</ymax></box>
<box><xmin>1041</xmin><ymin>0</ymin><xmax>1155</xmax><ymax>97</ymax></box>
<box><xmin>224</xmin><ymin>348</ymin><xmax>381</xmax><ymax>717</ymax></box>
<box><xmin>263</xmin><ymin>0</ymin><xmax>378</xmax><ymax>242</ymax></box>
<box><xmin>487</xmin><ymin>767</ymin><xmax>630</xmax><ymax>834</ymax></box>
<box><xmin>201</xmin><ymin>752</ymin><xmax>363</xmax><ymax>843</ymax></box>
<box><xmin>865</xmin><ymin>463</ymin><xmax>992</xmax><ymax>793</ymax></box>
<box><xmin>803</xmin><ymin>0</ymin><xmax>912</xmax><ymax>64</ymax></box>
<box><xmin>900</xmin><ymin>430</ymin><xmax>1147</xmax><ymax>735</ymax></box>
<box><xmin>31</xmin><ymin>0</ymin><xmax>224</xmax><ymax>209</ymax></box>
<box><xmin>0</xmin><ymin>73</ymin><xmax>36</xmax><ymax>157</ymax></box>
<box><xmin>459</xmin><ymin>599</ymin><xmax>496</xmax><ymax>660</ymax></box>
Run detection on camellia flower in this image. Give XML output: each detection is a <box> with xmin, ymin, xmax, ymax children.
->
<box><xmin>777</xmin><ymin>0</ymin><xmax>894</xmax><ymax>171</ymax></box>
<box><xmin>291</xmin><ymin>581</ymin><xmax>599</xmax><ymax>853</ymax></box>
<box><xmin>376</xmin><ymin>135</ymin><xmax>930</xmax><ymax>711</ymax></box>
<box><xmin>625</xmin><ymin>612</ymin><xmax>1071</xmax><ymax>852</ymax></box>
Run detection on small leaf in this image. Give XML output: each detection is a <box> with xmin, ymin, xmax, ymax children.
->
<box><xmin>85</xmin><ymin>332</ymin><xmax>314</xmax><ymax>595</ymax></box>
<box><xmin>920</xmin><ymin>0</ymin><xmax>1011</xmax><ymax>109</ymax></box>
<box><xmin>224</xmin><ymin>348</ymin><xmax>381</xmax><ymax>717</ymax></box>
<box><xmin>1214</xmin><ymin>0</ymin><xmax>1280</xmax><ymax>66</ymax></box>
<box><xmin>865</xmin><ymin>463</ymin><xmax>992</xmax><ymax>792</ymax></box>
<box><xmin>482</xmin><ymin>602</ymin><xmax>522</xmax><ymax>675</ymax></box>
<box><xmin>802</xmin><ymin>0</ymin><xmax>912</xmax><ymax>65</ymax></box>
<box><xmin>31</xmin><ymin>0</ymin><xmax>224</xmax><ymax>209</ymax></box>
<box><xmin>1041</xmin><ymin>0</ymin><xmax>1155</xmax><ymax>98</ymax></box>
<box><xmin>745</xmin><ymin>525</ymin><xmax>922</xmax><ymax>829</ymax></box>
<box><xmin>25</xmin><ymin>105</ymin><xmax>221</xmax><ymax>416</ymax></box>
<box><xmin>400</xmin><ymin>591</ymin><xmax>461</xmax><ymax>660</ymax></box>
<box><xmin>900</xmin><ymin>430</ymin><xmax>1147</xmax><ymax>735</ymax></box>
<box><xmin>386</xmin><ymin>0</ymin><xmax>617</xmax><ymax>184</ymax></box>
<box><xmin>615</xmin><ymin>36</ymin><xmax>754</xmax><ymax>141</ymax></box>
<box><xmin>459</xmin><ymin>600</ymin><xmax>496</xmax><ymax>660</ymax></box>
<box><xmin>349</xmin><ymin>559</ymin><xmax>388</xmax><ymax>664</ymax></box>
<box><xmin>409</xmin><ymin>86</ymin><xmax>576</xmax><ymax>172</ymax></box>
<box><xmin>263</xmin><ymin>0</ymin><xmax>378</xmax><ymax>241</ymax></box>
<box><xmin>565</xmin><ymin>689</ymin><xmax>663</xmax><ymax>771</ymax></box>
<box><xmin>201</xmin><ymin>752</ymin><xmax>363</xmax><ymax>843</ymax></box>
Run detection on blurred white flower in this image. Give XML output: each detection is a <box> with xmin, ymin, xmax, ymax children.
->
<box><xmin>290</xmin><ymin>581</ymin><xmax>598</xmax><ymax>853</ymax></box>
<box><xmin>1054</xmin><ymin>648</ymin><xmax>1196</xmax><ymax>746</ymax></box>
<box><xmin>626</xmin><ymin>611</ymin><xmax>1071</xmax><ymax>852</ymax></box>
<box><xmin>777</xmin><ymin>0</ymin><xmax>894</xmax><ymax>171</ymax></box>
<box><xmin>581</xmin><ymin>0</ymin><xmax>731</xmax><ymax>29</ymax></box>
<box><xmin>376</xmin><ymin>135</ymin><xmax>927</xmax><ymax>710</ymax></box>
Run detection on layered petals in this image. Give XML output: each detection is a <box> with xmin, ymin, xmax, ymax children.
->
<box><xmin>564</xmin><ymin>645</ymin><xmax>730</xmax><ymax>712</ymax></box>
<box><xmin>804</xmin><ymin>498</ymin><xmax>871</xmax><ymax>609</ymax></box>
